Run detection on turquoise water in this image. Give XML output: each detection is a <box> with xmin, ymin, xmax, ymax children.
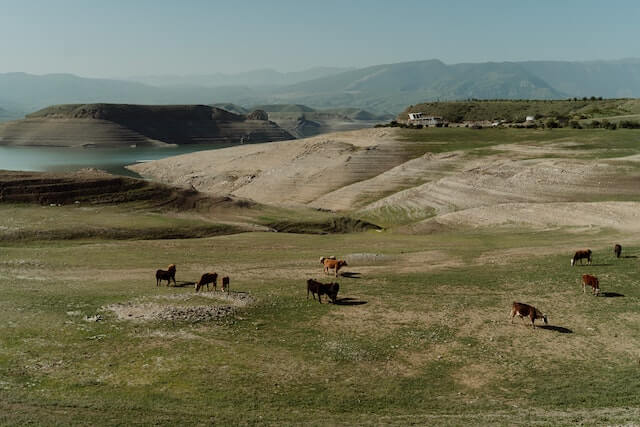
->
<box><xmin>0</xmin><ymin>144</ymin><xmax>237</xmax><ymax>177</ymax></box>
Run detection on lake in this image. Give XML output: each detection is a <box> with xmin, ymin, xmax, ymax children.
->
<box><xmin>0</xmin><ymin>144</ymin><xmax>238</xmax><ymax>177</ymax></box>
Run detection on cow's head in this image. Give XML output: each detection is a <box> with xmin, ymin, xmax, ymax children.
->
<box><xmin>570</xmin><ymin>258</ymin><xmax>575</xmax><ymax>266</ymax></box>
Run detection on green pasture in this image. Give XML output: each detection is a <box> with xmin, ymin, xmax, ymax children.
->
<box><xmin>1</xmin><ymin>225</ymin><xmax>640</xmax><ymax>425</ymax></box>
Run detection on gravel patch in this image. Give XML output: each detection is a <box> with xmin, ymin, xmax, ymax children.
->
<box><xmin>101</xmin><ymin>291</ymin><xmax>254</xmax><ymax>323</ymax></box>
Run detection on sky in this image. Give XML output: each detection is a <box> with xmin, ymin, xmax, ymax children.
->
<box><xmin>1</xmin><ymin>0</ymin><xmax>639</xmax><ymax>78</ymax></box>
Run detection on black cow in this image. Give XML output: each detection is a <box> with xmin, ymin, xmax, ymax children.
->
<box><xmin>306</xmin><ymin>279</ymin><xmax>340</xmax><ymax>303</ymax></box>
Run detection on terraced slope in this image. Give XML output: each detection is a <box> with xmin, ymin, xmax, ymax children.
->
<box><xmin>129</xmin><ymin>127</ymin><xmax>640</xmax><ymax>231</ymax></box>
<box><xmin>0</xmin><ymin>104</ymin><xmax>294</xmax><ymax>147</ymax></box>
<box><xmin>130</xmin><ymin>129</ymin><xmax>410</xmax><ymax>207</ymax></box>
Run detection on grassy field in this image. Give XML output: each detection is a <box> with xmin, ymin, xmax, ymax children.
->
<box><xmin>1</xmin><ymin>221</ymin><xmax>640</xmax><ymax>424</ymax></box>
<box><xmin>398</xmin><ymin>127</ymin><xmax>640</xmax><ymax>158</ymax></box>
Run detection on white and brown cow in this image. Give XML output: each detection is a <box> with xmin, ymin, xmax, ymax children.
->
<box><xmin>510</xmin><ymin>302</ymin><xmax>548</xmax><ymax>328</ymax></box>
<box><xmin>582</xmin><ymin>274</ymin><xmax>600</xmax><ymax>296</ymax></box>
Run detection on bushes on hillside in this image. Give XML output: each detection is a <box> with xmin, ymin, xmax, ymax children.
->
<box><xmin>619</xmin><ymin>120</ymin><xmax>640</xmax><ymax>129</ymax></box>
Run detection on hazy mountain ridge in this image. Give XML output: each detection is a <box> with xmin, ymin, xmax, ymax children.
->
<box><xmin>126</xmin><ymin>67</ymin><xmax>353</xmax><ymax>87</ymax></box>
<box><xmin>3</xmin><ymin>59</ymin><xmax>640</xmax><ymax>115</ymax></box>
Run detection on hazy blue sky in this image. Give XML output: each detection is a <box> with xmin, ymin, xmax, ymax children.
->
<box><xmin>1</xmin><ymin>0</ymin><xmax>639</xmax><ymax>77</ymax></box>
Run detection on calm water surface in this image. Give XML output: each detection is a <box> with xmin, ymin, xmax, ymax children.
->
<box><xmin>0</xmin><ymin>144</ymin><xmax>237</xmax><ymax>177</ymax></box>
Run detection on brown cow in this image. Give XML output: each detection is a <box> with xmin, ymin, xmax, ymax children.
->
<box><xmin>323</xmin><ymin>258</ymin><xmax>348</xmax><ymax>277</ymax></box>
<box><xmin>571</xmin><ymin>249</ymin><xmax>592</xmax><ymax>266</ymax></box>
<box><xmin>195</xmin><ymin>272</ymin><xmax>218</xmax><ymax>292</ymax></box>
<box><xmin>306</xmin><ymin>279</ymin><xmax>340</xmax><ymax>303</ymax></box>
<box><xmin>510</xmin><ymin>302</ymin><xmax>548</xmax><ymax>328</ymax></box>
<box><xmin>155</xmin><ymin>264</ymin><xmax>176</xmax><ymax>287</ymax></box>
<box><xmin>614</xmin><ymin>244</ymin><xmax>622</xmax><ymax>258</ymax></box>
<box><xmin>582</xmin><ymin>274</ymin><xmax>600</xmax><ymax>296</ymax></box>
<box><xmin>221</xmin><ymin>276</ymin><xmax>230</xmax><ymax>292</ymax></box>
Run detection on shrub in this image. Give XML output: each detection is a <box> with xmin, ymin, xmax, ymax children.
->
<box><xmin>545</xmin><ymin>119</ymin><xmax>559</xmax><ymax>129</ymax></box>
<box><xmin>619</xmin><ymin>120</ymin><xmax>640</xmax><ymax>129</ymax></box>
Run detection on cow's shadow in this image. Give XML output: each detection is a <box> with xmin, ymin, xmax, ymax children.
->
<box><xmin>538</xmin><ymin>325</ymin><xmax>573</xmax><ymax>334</ymax></box>
<box><xmin>623</xmin><ymin>255</ymin><xmax>638</xmax><ymax>259</ymax></box>
<box><xmin>577</xmin><ymin>263</ymin><xmax>613</xmax><ymax>267</ymax></box>
<box><xmin>172</xmin><ymin>281</ymin><xmax>195</xmax><ymax>288</ymax></box>
<box><xmin>340</xmin><ymin>272</ymin><xmax>362</xmax><ymax>279</ymax></box>
<box><xmin>333</xmin><ymin>297</ymin><xmax>367</xmax><ymax>306</ymax></box>
<box><xmin>599</xmin><ymin>292</ymin><xmax>624</xmax><ymax>298</ymax></box>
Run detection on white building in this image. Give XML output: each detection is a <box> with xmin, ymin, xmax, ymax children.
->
<box><xmin>525</xmin><ymin>115</ymin><xmax>535</xmax><ymax>122</ymax></box>
<box><xmin>407</xmin><ymin>112</ymin><xmax>444</xmax><ymax>126</ymax></box>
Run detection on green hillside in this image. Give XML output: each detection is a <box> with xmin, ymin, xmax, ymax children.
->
<box><xmin>399</xmin><ymin>98</ymin><xmax>640</xmax><ymax>122</ymax></box>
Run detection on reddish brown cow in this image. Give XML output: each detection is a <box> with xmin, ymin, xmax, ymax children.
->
<box><xmin>510</xmin><ymin>302</ymin><xmax>548</xmax><ymax>328</ymax></box>
<box><xmin>582</xmin><ymin>274</ymin><xmax>600</xmax><ymax>296</ymax></box>
<box><xmin>322</xmin><ymin>258</ymin><xmax>348</xmax><ymax>277</ymax></box>
<box><xmin>571</xmin><ymin>249</ymin><xmax>592</xmax><ymax>266</ymax></box>
<box><xmin>221</xmin><ymin>276</ymin><xmax>230</xmax><ymax>292</ymax></box>
<box><xmin>195</xmin><ymin>272</ymin><xmax>218</xmax><ymax>292</ymax></box>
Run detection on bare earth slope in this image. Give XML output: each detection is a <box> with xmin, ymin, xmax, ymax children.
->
<box><xmin>130</xmin><ymin>128</ymin><xmax>410</xmax><ymax>207</ymax></box>
<box><xmin>0</xmin><ymin>104</ymin><xmax>294</xmax><ymax>147</ymax></box>
<box><xmin>130</xmin><ymin>128</ymin><xmax>640</xmax><ymax>232</ymax></box>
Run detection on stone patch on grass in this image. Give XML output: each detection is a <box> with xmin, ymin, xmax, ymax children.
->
<box><xmin>102</xmin><ymin>291</ymin><xmax>254</xmax><ymax>323</ymax></box>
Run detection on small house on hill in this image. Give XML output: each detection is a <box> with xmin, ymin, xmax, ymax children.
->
<box><xmin>407</xmin><ymin>112</ymin><xmax>445</xmax><ymax>127</ymax></box>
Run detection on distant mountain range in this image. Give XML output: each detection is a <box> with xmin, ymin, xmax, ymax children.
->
<box><xmin>126</xmin><ymin>67</ymin><xmax>353</xmax><ymax>87</ymax></box>
<box><xmin>2</xmin><ymin>58</ymin><xmax>640</xmax><ymax>115</ymax></box>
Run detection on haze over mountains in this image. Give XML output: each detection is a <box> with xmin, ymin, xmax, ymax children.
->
<box><xmin>127</xmin><ymin>67</ymin><xmax>353</xmax><ymax>87</ymax></box>
<box><xmin>2</xmin><ymin>58</ymin><xmax>640</xmax><ymax>117</ymax></box>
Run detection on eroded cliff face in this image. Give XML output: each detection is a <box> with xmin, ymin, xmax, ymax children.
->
<box><xmin>0</xmin><ymin>104</ymin><xmax>294</xmax><ymax>147</ymax></box>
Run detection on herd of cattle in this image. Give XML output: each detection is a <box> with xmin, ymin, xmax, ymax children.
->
<box><xmin>155</xmin><ymin>264</ymin><xmax>230</xmax><ymax>292</ymax></box>
<box><xmin>153</xmin><ymin>256</ymin><xmax>347</xmax><ymax>303</ymax></box>
<box><xmin>512</xmin><ymin>244</ymin><xmax>624</xmax><ymax>328</ymax></box>
<box><xmin>154</xmin><ymin>244</ymin><xmax>626</xmax><ymax>326</ymax></box>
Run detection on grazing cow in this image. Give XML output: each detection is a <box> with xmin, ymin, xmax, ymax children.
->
<box><xmin>319</xmin><ymin>256</ymin><xmax>336</xmax><ymax>265</ymax></box>
<box><xmin>221</xmin><ymin>276</ymin><xmax>230</xmax><ymax>292</ymax></box>
<box><xmin>614</xmin><ymin>244</ymin><xmax>622</xmax><ymax>258</ymax></box>
<box><xmin>322</xmin><ymin>258</ymin><xmax>348</xmax><ymax>277</ymax></box>
<box><xmin>582</xmin><ymin>274</ymin><xmax>600</xmax><ymax>296</ymax></box>
<box><xmin>306</xmin><ymin>279</ymin><xmax>340</xmax><ymax>303</ymax></box>
<box><xmin>510</xmin><ymin>302</ymin><xmax>548</xmax><ymax>328</ymax></box>
<box><xmin>571</xmin><ymin>249</ymin><xmax>592</xmax><ymax>266</ymax></box>
<box><xmin>155</xmin><ymin>264</ymin><xmax>177</xmax><ymax>287</ymax></box>
<box><xmin>195</xmin><ymin>272</ymin><xmax>218</xmax><ymax>292</ymax></box>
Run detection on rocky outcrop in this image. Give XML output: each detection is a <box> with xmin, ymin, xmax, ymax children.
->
<box><xmin>246</xmin><ymin>109</ymin><xmax>269</xmax><ymax>121</ymax></box>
